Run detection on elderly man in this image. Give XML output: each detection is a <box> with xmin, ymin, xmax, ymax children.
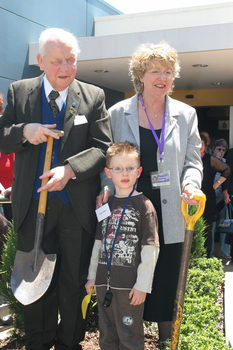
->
<box><xmin>0</xmin><ymin>28</ymin><xmax>112</xmax><ymax>350</ymax></box>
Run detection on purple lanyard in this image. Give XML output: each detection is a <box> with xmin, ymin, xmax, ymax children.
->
<box><xmin>140</xmin><ymin>95</ymin><xmax>166</xmax><ymax>162</ymax></box>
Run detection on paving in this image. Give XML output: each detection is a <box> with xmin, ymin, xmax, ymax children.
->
<box><xmin>213</xmin><ymin>242</ymin><xmax>233</xmax><ymax>348</ymax></box>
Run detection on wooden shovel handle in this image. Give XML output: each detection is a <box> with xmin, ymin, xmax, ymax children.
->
<box><xmin>37</xmin><ymin>130</ymin><xmax>64</xmax><ymax>215</ymax></box>
<box><xmin>38</xmin><ymin>136</ymin><xmax>54</xmax><ymax>216</ymax></box>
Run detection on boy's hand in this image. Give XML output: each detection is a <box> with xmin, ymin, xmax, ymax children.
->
<box><xmin>129</xmin><ymin>288</ymin><xmax>146</xmax><ymax>305</ymax></box>
<box><xmin>85</xmin><ymin>279</ymin><xmax>96</xmax><ymax>294</ymax></box>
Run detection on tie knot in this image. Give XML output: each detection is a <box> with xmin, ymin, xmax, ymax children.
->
<box><xmin>49</xmin><ymin>90</ymin><xmax>60</xmax><ymax>101</ymax></box>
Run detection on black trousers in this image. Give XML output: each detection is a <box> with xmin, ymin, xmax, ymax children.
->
<box><xmin>17</xmin><ymin>195</ymin><xmax>94</xmax><ymax>350</ymax></box>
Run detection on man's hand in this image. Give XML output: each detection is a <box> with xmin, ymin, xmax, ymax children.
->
<box><xmin>181</xmin><ymin>184</ymin><xmax>203</xmax><ymax>205</ymax></box>
<box><xmin>129</xmin><ymin>288</ymin><xmax>146</xmax><ymax>305</ymax></box>
<box><xmin>23</xmin><ymin>123</ymin><xmax>59</xmax><ymax>145</ymax></box>
<box><xmin>96</xmin><ymin>190</ymin><xmax>111</xmax><ymax>209</ymax></box>
<box><xmin>37</xmin><ymin>164</ymin><xmax>75</xmax><ymax>193</ymax></box>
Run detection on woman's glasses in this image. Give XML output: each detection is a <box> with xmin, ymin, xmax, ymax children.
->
<box><xmin>215</xmin><ymin>147</ymin><xmax>226</xmax><ymax>152</ymax></box>
<box><xmin>146</xmin><ymin>70</ymin><xmax>173</xmax><ymax>79</ymax></box>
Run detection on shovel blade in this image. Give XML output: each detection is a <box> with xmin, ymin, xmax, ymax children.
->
<box><xmin>11</xmin><ymin>249</ymin><xmax>56</xmax><ymax>305</ymax></box>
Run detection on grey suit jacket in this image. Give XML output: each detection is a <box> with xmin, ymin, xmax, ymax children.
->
<box><xmin>0</xmin><ymin>74</ymin><xmax>112</xmax><ymax>234</ymax></box>
<box><xmin>101</xmin><ymin>93</ymin><xmax>202</xmax><ymax>244</ymax></box>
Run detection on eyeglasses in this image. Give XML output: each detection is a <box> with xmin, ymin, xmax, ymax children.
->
<box><xmin>146</xmin><ymin>70</ymin><xmax>173</xmax><ymax>79</ymax></box>
<box><xmin>108</xmin><ymin>166</ymin><xmax>139</xmax><ymax>173</ymax></box>
<box><xmin>215</xmin><ymin>147</ymin><xmax>226</xmax><ymax>152</ymax></box>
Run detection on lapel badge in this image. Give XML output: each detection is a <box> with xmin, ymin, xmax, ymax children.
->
<box><xmin>68</xmin><ymin>103</ymin><xmax>76</xmax><ymax>115</ymax></box>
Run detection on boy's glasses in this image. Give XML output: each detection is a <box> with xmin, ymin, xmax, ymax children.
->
<box><xmin>108</xmin><ymin>166</ymin><xmax>139</xmax><ymax>173</ymax></box>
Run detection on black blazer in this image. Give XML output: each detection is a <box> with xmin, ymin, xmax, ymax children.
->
<box><xmin>0</xmin><ymin>74</ymin><xmax>112</xmax><ymax>233</ymax></box>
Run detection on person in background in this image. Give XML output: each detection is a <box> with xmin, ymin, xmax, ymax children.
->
<box><xmin>201</xmin><ymin>131</ymin><xmax>212</xmax><ymax>154</ymax></box>
<box><xmin>97</xmin><ymin>41</ymin><xmax>203</xmax><ymax>345</ymax></box>
<box><xmin>0</xmin><ymin>93</ymin><xmax>14</xmax><ymax>221</ymax></box>
<box><xmin>211</xmin><ymin>139</ymin><xmax>231</xmax><ymax>259</ymax></box>
<box><xmin>200</xmin><ymin>134</ymin><xmax>230</xmax><ymax>258</ymax></box>
<box><xmin>0</xmin><ymin>28</ymin><xmax>112</xmax><ymax>350</ymax></box>
<box><xmin>0</xmin><ymin>93</ymin><xmax>13</xmax><ymax>325</ymax></box>
<box><xmin>222</xmin><ymin>147</ymin><xmax>233</xmax><ymax>260</ymax></box>
<box><xmin>86</xmin><ymin>141</ymin><xmax>159</xmax><ymax>350</ymax></box>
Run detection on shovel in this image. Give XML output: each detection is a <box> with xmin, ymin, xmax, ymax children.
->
<box><xmin>170</xmin><ymin>193</ymin><xmax>206</xmax><ymax>350</ymax></box>
<box><xmin>11</xmin><ymin>129</ymin><xmax>64</xmax><ymax>306</ymax></box>
<box><xmin>82</xmin><ymin>286</ymin><xmax>93</xmax><ymax>319</ymax></box>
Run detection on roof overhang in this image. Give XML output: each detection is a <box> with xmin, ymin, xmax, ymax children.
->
<box><xmin>29</xmin><ymin>3</ymin><xmax>233</xmax><ymax>93</ymax></box>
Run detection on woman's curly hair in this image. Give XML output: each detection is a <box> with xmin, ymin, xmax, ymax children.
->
<box><xmin>129</xmin><ymin>41</ymin><xmax>180</xmax><ymax>95</ymax></box>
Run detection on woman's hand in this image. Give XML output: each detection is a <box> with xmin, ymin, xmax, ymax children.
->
<box><xmin>129</xmin><ymin>288</ymin><xmax>146</xmax><ymax>305</ymax></box>
<box><xmin>181</xmin><ymin>184</ymin><xmax>203</xmax><ymax>205</ymax></box>
<box><xmin>223</xmin><ymin>189</ymin><xmax>231</xmax><ymax>204</ymax></box>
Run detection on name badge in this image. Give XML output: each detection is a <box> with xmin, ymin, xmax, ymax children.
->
<box><xmin>150</xmin><ymin>170</ymin><xmax>171</xmax><ymax>189</ymax></box>
<box><xmin>95</xmin><ymin>203</ymin><xmax>111</xmax><ymax>222</ymax></box>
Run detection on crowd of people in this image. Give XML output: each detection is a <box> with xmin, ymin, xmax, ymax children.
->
<box><xmin>0</xmin><ymin>27</ymin><xmax>232</xmax><ymax>350</ymax></box>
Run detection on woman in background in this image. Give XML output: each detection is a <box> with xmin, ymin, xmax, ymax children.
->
<box><xmin>211</xmin><ymin>139</ymin><xmax>231</xmax><ymax>259</ymax></box>
<box><xmin>200</xmin><ymin>134</ymin><xmax>230</xmax><ymax>258</ymax></box>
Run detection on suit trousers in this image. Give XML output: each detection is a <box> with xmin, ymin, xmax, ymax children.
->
<box><xmin>17</xmin><ymin>195</ymin><xmax>95</xmax><ymax>350</ymax></box>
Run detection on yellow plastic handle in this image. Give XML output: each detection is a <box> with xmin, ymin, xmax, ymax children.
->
<box><xmin>181</xmin><ymin>194</ymin><xmax>206</xmax><ymax>231</ymax></box>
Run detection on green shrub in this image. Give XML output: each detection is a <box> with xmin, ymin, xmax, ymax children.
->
<box><xmin>0</xmin><ymin>223</ymin><xmax>25</xmax><ymax>341</ymax></box>
<box><xmin>178</xmin><ymin>257</ymin><xmax>230</xmax><ymax>349</ymax></box>
<box><xmin>145</xmin><ymin>208</ymin><xmax>231</xmax><ymax>349</ymax></box>
<box><xmin>188</xmin><ymin>205</ymin><xmax>207</xmax><ymax>262</ymax></box>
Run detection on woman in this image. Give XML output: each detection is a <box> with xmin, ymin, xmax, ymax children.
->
<box><xmin>222</xmin><ymin>147</ymin><xmax>233</xmax><ymax>259</ymax></box>
<box><xmin>97</xmin><ymin>42</ymin><xmax>203</xmax><ymax>344</ymax></box>
<box><xmin>200</xmin><ymin>135</ymin><xmax>230</xmax><ymax>258</ymax></box>
<box><xmin>211</xmin><ymin>139</ymin><xmax>231</xmax><ymax>259</ymax></box>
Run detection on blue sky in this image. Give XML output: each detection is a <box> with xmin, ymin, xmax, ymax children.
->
<box><xmin>105</xmin><ymin>0</ymin><xmax>232</xmax><ymax>14</ymax></box>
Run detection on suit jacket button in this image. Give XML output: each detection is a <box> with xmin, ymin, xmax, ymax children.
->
<box><xmin>162</xmin><ymin>199</ymin><xmax>167</xmax><ymax>204</ymax></box>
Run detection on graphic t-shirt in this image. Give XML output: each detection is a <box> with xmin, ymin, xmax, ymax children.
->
<box><xmin>95</xmin><ymin>193</ymin><xmax>159</xmax><ymax>289</ymax></box>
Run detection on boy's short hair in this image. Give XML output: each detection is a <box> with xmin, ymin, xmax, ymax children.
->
<box><xmin>106</xmin><ymin>141</ymin><xmax>140</xmax><ymax>168</ymax></box>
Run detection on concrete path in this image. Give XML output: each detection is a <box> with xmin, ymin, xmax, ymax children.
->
<box><xmin>212</xmin><ymin>241</ymin><xmax>233</xmax><ymax>348</ymax></box>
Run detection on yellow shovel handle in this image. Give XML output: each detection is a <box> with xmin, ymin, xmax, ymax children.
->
<box><xmin>181</xmin><ymin>193</ymin><xmax>206</xmax><ymax>231</ymax></box>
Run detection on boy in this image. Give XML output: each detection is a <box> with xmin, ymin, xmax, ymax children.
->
<box><xmin>85</xmin><ymin>141</ymin><xmax>159</xmax><ymax>350</ymax></box>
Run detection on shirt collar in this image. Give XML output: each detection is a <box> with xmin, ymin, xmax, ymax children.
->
<box><xmin>43</xmin><ymin>75</ymin><xmax>68</xmax><ymax>103</ymax></box>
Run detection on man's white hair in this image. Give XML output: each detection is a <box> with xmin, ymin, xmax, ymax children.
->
<box><xmin>38</xmin><ymin>27</ymin><xmax>80</xmax><ymax>59</ymax></box>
